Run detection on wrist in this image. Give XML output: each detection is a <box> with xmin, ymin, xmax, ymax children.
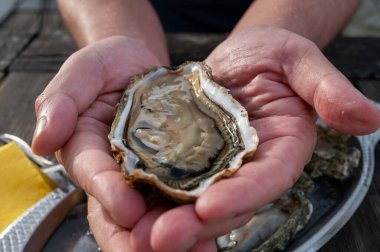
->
<box><xmin>233</xmin><ymin>0</ymin><xmax>361</xmax><ymax>48</ymax></box>
<box><xmin>57</xmin><ymin>0</ymin><xmax>170</xmax><ymax>65</ymax></box>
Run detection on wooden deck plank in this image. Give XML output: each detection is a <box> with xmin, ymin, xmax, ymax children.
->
<box><xmin>0</xmin><ymin>29</ymin><xmax>36</xmax><ymax>73</ymax></box>
<box><xmin>0</xmin><ymin>0</ymin><xmax>17</xmax><ymax>24</ymax></box>
<box><xmin>10</xmin><ymin>13</ymin><xmax>75</xmax><ymax>72</ymax></box>
<box><xmin>0</xmin><ymin>72</ymin><xmax>53</xmax><ymax>144</ymax></box>
<box><xmin>0</xmin><ymin>11</ymin><xmax>41</xmax><ymax>75</ymax></box>
<box><xmin>0</xmin><ymin>11</ymin><xmax>40</xmax><ymax>31</ymax></box>
<box><xmin>10</xmin><ymin>28</ymin><xmax>75</xmax><ymax>72</ymax></box>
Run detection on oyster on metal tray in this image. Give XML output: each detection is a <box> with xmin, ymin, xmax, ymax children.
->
<box><xmin>217</xmin><ymin>192</ymin><xmax>313</xmax><ymax>252</ymax></box>
<box><xmin>109</xmin><ymin>62</ymin><xmax>259</xmax><ymax>202</ymax></box>
<box><xmin>216</xmin><ymin>126</ymin><xmax>361</xmax><ymax>251</ymax></box>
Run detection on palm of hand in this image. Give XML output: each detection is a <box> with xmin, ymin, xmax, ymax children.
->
<box><xmin>201</xmin><ymin>26</ymin><xmax>318</xmax><ymax>217</ymax></box>
<box><xmin>33</xmin><ymin>36</ymin><xmax>161</xmax><ymax>228</ymax></box>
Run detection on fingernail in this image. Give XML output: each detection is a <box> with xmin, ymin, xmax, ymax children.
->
<box><xmin>34</xmin><ymin>115</ymin><xmax>47</xmax><ymax>139</ymax></box>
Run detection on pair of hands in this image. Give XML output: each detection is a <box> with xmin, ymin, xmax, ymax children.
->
<box><xmin>32</xmin><ymin>26</ymin><xmax>380</xmax><ymax>252</ymax></box>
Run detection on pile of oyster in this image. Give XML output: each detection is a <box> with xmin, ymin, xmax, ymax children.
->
<box><xmin>109</xmin><ymin>62</ymin><xmax>361</xmax><ymax>251</ymax></box>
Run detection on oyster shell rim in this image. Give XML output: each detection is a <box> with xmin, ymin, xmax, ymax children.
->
<box><xmin>109</xmin><ymin>61</ymin><xmax>259</xmax><ymax>202</ymax></box>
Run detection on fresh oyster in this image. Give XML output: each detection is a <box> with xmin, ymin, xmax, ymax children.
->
<box><xmin>109</xmin><ymin>62</ymin><xmax>259</xmax><ymax>202</ymax></box>
<box><xmin>304</xmin><ymin>126</ymin><xmax>361</xmax><ymax>180</ymax></box>
<box><xmin>217</xmin><ymin>192</ymin><xmax>313</xmax><ymax>252</ymax></box>
<box><xmin>216</xmin><ymin>125</ymin><xmax>361</xmax><ymax>252</ymax></box>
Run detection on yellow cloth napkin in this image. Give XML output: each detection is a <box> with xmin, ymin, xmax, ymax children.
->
<box><xmin>0</xmin><ymin>141</ymin><xmax>57</xmax><ymax>233</ymax></box>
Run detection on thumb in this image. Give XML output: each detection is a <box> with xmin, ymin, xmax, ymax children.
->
<box><xmin>311</xmin><ymin>73</ymin><xmax>379</xmax><ymax>135</ymax></box>
<box><xmin>32</xmin><ymin>92</ymin><xmax>78</xmax><ymax>156</ymax></box>
<box><xmin>32</xmin><ymin>47</ymin><xmax>105</xmax><ymax>156</ymax></box>
<box><xmin>32</xmin><ymin>36</ymin><xmax>161</xmax><ymax>155</ymax></box>
<box><xmin>283</xmin><ymin>36</ymin><xmax>380</xmax><ymax>135</ymax></box>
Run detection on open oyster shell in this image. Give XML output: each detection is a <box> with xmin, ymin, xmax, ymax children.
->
<box><xmin>109</xmin><ymin>62</ymin><xmax>259</xmax><ymax>202</ymax></box>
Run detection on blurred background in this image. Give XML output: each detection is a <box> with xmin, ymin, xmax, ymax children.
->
<box><xmin>1</xmin><ymin>0</ymin><xmax>380</xmax><ymax>36</ymax></box>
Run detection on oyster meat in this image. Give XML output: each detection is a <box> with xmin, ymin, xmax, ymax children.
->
<box><xmin>109</xmin><ymin>62</ymin><xmax>259</xmax><ymax>202</ymax></box>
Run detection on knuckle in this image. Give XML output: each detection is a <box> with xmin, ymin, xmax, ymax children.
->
<box><xmin>35</xmin><ymin>92</ymin><xmax>46</xmax><ymax>114</ymax></box>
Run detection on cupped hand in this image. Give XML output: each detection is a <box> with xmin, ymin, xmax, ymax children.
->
<box><xmin>32</xmin><ymin>36</ymin><xmax>161</xmax><ymax>230</ymax></box>
<box><xmin>33</xmin><ymin>27</ymin><xmax>380</xmax><ymax>252</ymax></box>
<box><xmin>124</xmin><ymin>26</ymin><xmax>380</xmax><ymax>251</ymax></box>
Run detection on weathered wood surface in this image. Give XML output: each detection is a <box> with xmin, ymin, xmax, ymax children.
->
<box><xmin>10</xmin><ymin>13</ymin><xmax>76</xmax><ymax>72</ymax></box>
<box><xmin>0</xmin><ymin>9</ymin><xmax>379</xmax><ymax>252</ymax></box>
<box><xmin>0</xmin><ymin>12</ymin><xmax>41</xmax><ymax>73</ymax></box>
<box><xmin>0</xmin><ymin>72</ymin><xmax>54</xmax><ymax>143</ymax></box>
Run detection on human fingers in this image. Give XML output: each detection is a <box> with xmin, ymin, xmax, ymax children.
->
<box><xmin>196</xmin><ymin>115</ymin><xmax>316</xmax><ymax>221</ymax></box>
<box><xmin>280</xmin><ymin>33</ymin><xmax>380</xmax><ymax>135</ymax></box>
<box><xmin>88</xmin><ymin>196</ymin><xmax>133</xmax><ymax>252</ymax></box>
<box><xmin>150</xmin><ymin>205</ymin><xmax>253</xmax><ymax>252</ymax></box>
<box><xmin>58</xmin><ymin>123</ymin><xmax>147</xmax><ymax>228</ymax></box>
<box><xmin>130</xmin><ymin>205</ymin><xmax>170</xmax><ymax>252</ymax></box>
<box><xmin>189</xmin><ymin>240</ymin><xmax>218</xmax><ymax>252</ymax></box>
<box><xmin>32</xmin><ymin>36</ymin><xmax>160</xmax><ymax>155</ymax></box>
<box><xmin>206</xmin><ymin>26</ymin><xmax>380</xmax><ymax>135</ymax></box>
<box><xmin>32</xmin><ymin>47</ymin><xmax>102</xmax><ymax>156</ymax></box>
